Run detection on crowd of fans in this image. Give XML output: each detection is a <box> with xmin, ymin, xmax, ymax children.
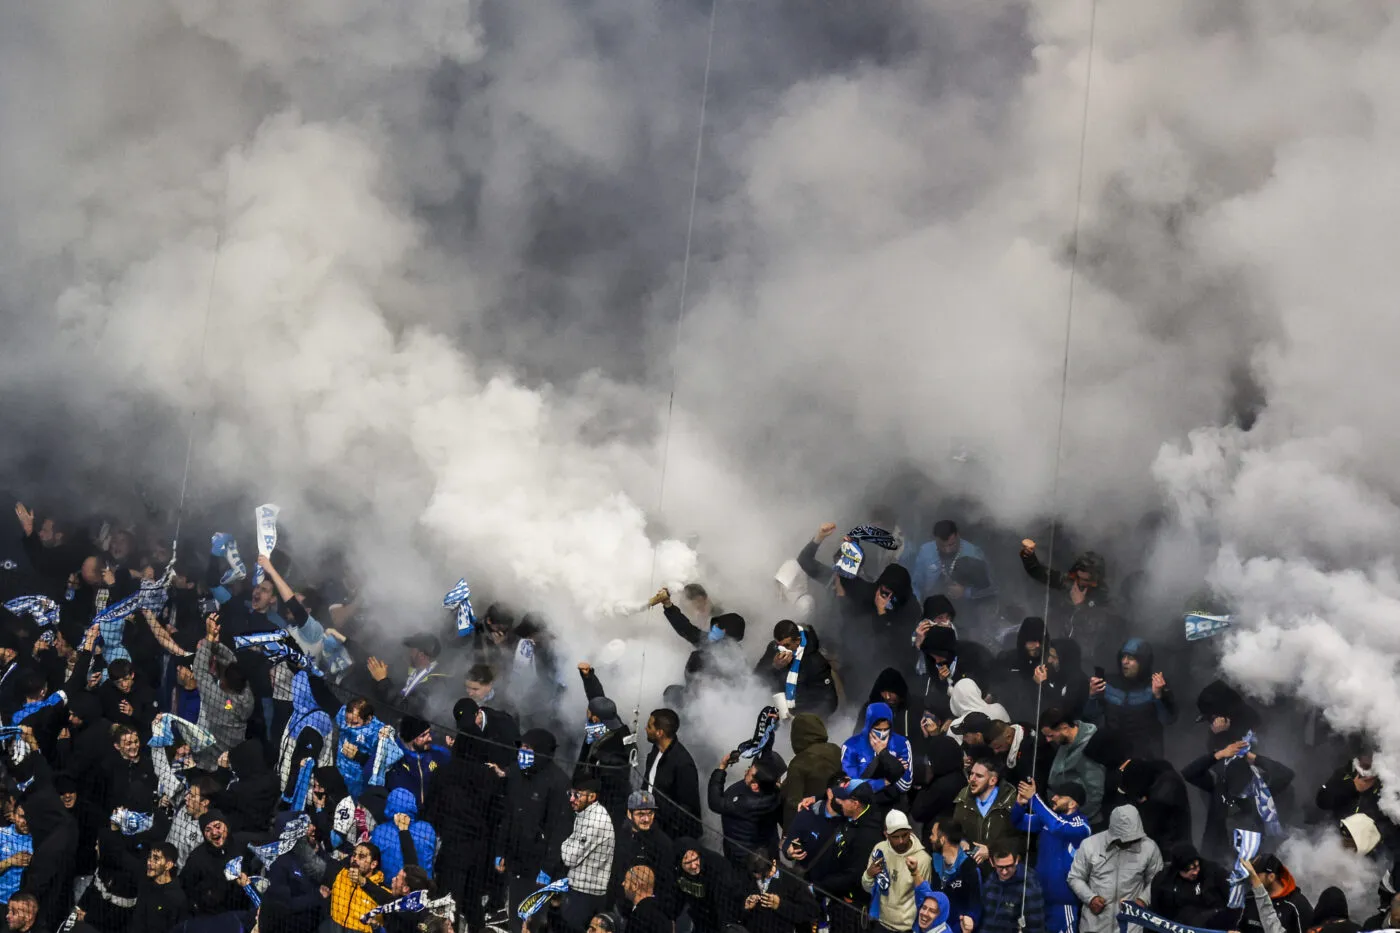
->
<box><xmin>0</xmin><ymin>504</ymin><xmax>1390</xmax><ymax>933</ymax></box>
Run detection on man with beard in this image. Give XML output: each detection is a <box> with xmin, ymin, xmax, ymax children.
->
<box><xmin>641</xmin><ymin>708</ymin><xmax>701</xmax><ymax>841</ymax></box>
<box><xmin>809</xmin><ymin>781</ymin><xmax>885</xmax><ymax>933</ymax></box>
<box><xmin>610</xmin><ymin>792</ymin><xmax>674</xmax><ymax>915</ymax></box>
<box><xmin>384</xmin><ymin>715</ymin><xmax>450</xmax><ymax>809</ymax></box>
<box><xmin>1083</xmin><ymin>639</ymin><xmax>1177</xmax><ymax>761</ymax></box>
<box><xmin>1011</xmin><ymin>780</ymin><xmax>1091</xmax><ymax>933</ymax></box>
<box><xmin>574</xmin><ymin>664</ymin><xmax>634</xmax><ymax>825</ymax></box>
<box><xmin>178</xmin><ymin>810</ymin><xmax>250</xmax><ymax>915</ymax></box>
<box><xmin>743</xmin><ymin>850</ymin><xmax>819</xmax><ymax>933</ymax></box>
<box><xmin>1040</xmin><ymin>710</ymin><xmax>1106</xmax><ymax>823</ymax></box>
<box><xmin>561</xmin><ymin>778</ymin><xmax>617</xmax><ymax>933</ymax></box>
<box><xmin>127</xmin><ymin>843</ymin><xmax>188</xmax><ymax>933</ymax></box>
<box><xmin>862</xmin><ymin>810</ymin><xmax>932</xmax><ymax>933</ymax></box>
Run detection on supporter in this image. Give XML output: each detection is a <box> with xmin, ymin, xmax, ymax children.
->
<box><xmin>709</xmin><ymin>749</ymin><xmax>785</xmax><ymax>869</ymax></box>
<box><xmin>334</xmin><ymin>696</ymin><xmax>392</xmax><ymax>798</ymax></box>
<box><xmin>1307</xmin><ymin>886</ymin><xmax>1357</xmax><ymax>933</ymax></box>
<box><xmin>1066</xmin><ymin>806</ymin><xmax>1163</xmax><ymax>933</ymax></box>
<box><xmin>903</xmin><ymin>520</ymin><xmax>996</xmax><ymax>607</ymax></box>
<box><xmin>191</xmin><ymin>613</ymin><xmax>254</xmax><ymax>764</ymax></box>
<box><xmin>560</xmin><ymin>777</ymin><xmax>616</xmax><ymax>933</ymax></box>
<box><xmin>675</xmin><ymin>840</ymin><xmax>742</xmax><ymax>933</ymax></box>
<box><xmin>743</xmin><ymin>849</ymin><xmax>820</xmax><ymax>933</ymax></box>
<box><xmin>782</xmin><ymin>713</ymin><xmax>843</xmax><ymax>826</ymax></box>
<box><xmin>861</xmin><ymin>810</ymin><xmax>932</xmax><ymax>933</ymax></box>
<box><xmin>774</xmin><ymin>560</ymin><xmax>816</xmax><ymax>626</ymax></box>
<box><xmin>1150</xmin><ymin>842</ymin><xmax>1230</xmax><ymax>927</ymax></box>
<box><xmin>913</xmin><ymin>883</ymin><xmax>957</xmax><ymax>933</ymax></box>
<box><xmin>1039</xmin><ymin>709</ymin><xmax>1107</xmax><ymax>822</ymax></box>
<box><xmin>128</xmin><ymin>841</ymin><xmax>188</xmax><ymax>933</ymax></box>
<box><xmin>652</xmin><ymin>585</ymin><xmax>746</xmax><ymax>683</ymax></box>
<box><xmin>609</xmin><ymin>791</ymin><xmax>674</xmax><ymax>914</ymax></box>
<box><xmin>1019</xmin><ymin>541</ymin><xmax>1115</xmax><ymax>661</ymax></box>
<box><xmin>755</xmin><ymin>619</ymin><xmax>838</xmax><ymax>717</ymax></box>
<box><xmin>369</xmin><ymin>787</ymin><xmax>437</xmax><ymax>881</ymax></box>
<box><xmin>980</xmin><ymin>844</ymin><xmax>1046</xmax><ymax>933</ymax></box>
<box><xmin>842</xmin><ymin>701</ymin><xmax>914</xmax><ymax>806</ymax></box>
<box><xmin>982</xmin><ymin>719</ymin><xmax>1041</xmax><ymax>789</ymax></box>
<box><xmin>993</xmin><ymin>617</ymin><xmax>1049</xmax><ymax>717</ymax></box>
<box><xmin>910</xmin><ymin>700</ymin><xmax>968</xmax><ymax>825</ymax></box>
<box><xmin>1181</xmin><ymin>733</ymin><xmax>1294</xmax><ymax>862</ymax></box>
<box><xmin>807</xmin><ymin>781</ymin><xmax>884</xmax><ymax>933</ymax></box>
<box><xmin>574</xmin><ymin>662</ymin><xmax>633</xmax><ymax>824</ymax></box>
<box><xmin>1011</xmin><ymin>779</ymin><xmax>1091</xmax><ymax>933</ymax></box>
<box><xmin>496</xmin><ymin>727</ymin><xmax>571</xmax><ymax>918</ymax></box>
<box><xmin>1082</xmin><ymin>638</ymin><xmax>1177</xmax><ymax>761</ymax></box>
<box><xmin>366</xmin><ymin>633</ymin><xmax>449</xmax><ymax>721</ymax></box>
<box><xmin>780</xmin><ymin>774</ymin><xmax>846</xmax><ymax>878</ymax></box>
<box><xmin>1117</xmin><ymin>757</ymin><xmax>1192</xmax><ymax>853</ymax></box>
<box><xmin>1036</xmin><ymin>639</ymin><xmax>1090</xmax><ymax>721</ymax></box>
<box><xmin>950</xmin><ymin>756</ymin><xmax>1016</xmax><ymax>864</ymax></box>
<box><xmin>1315</xmin><ymin>748</ymin><xmax>1387</xmax><ymax>827</ymax></box>
<box><xmin>324</xmin><ymin>841</ymin><xmax>393</xmax><ymax>933</ymax></box>
<box><xmin>641</xmin><ymin>707</ymin><xmax>702</xmax><ymax>841</ymax></box>
<box><xmin>1240</xmin><ymin>855</ymin><xmax>1313</xmax><ymax>933</ymax></box>
<box><xmin>383</xmin><ymin>713</ymin><xmax>449</xmax><ymax>809</ymax></box>
<box><xmin>622</xmin><ymin>865</ymin><xmax>672</xmax><ymax>933</ymax></box>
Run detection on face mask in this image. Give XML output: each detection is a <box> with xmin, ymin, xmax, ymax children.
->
<box><xmin>871</xmin><ymin>728</ymin><xmax>891</xmax><ymax>743</ymax></box>
<box><xmin>518</xmin><ymin>748</ymin><xmax>535</xmax><ymax>771</ymax></box>
<box><xmin>584</xmin><ymin>722</ymin><xmax>609</xmax><ymax>744</ymax></box>
<box><xmin>706</xmin><ymin>625</ymin><xmax>726</xmax><ymax>643</ymax></box>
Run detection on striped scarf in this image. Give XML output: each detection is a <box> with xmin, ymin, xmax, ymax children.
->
<box><xmin>738</xmin><ymin>706</ymin><xmax>780</xmax><ymax>760</ymax></box>
<box><xmin>518</xmin><ymin>878</ymin><xmax>571</xmax><ymax>920</ymax></box>
<box><xmin>846</xmin><ymin>525</ymin><xmax>900</xmax><ymax>551</ymax></box>
<box><xmin>211</xmin><ymin>533</ymin><xmax>247</xmax><ymax>586</ymax></box>
<box><xmin>444</xmin><ymin>578</ymin><xmax>477</xmax><ymax>636</ymax></box>
<box><xmin>249</xmin><ymin>814</ymin><xmax>311</xmax><ymax>869</ymax></box>
<box><xmin>362</xmin><ymin>890</ymin><xmax>457</xmax><ymax>925</ymax></box>
<box><xmin>868</xmin><ymin>850</ymin><xmax>892</xmax><ymax>920</ymax></box>
<box><xmin>784</xmin><ymin>628</ymin><xmax>808</xmax><ymax>703</ymax></box>
<box><xmin>252</xmin><ymin>504</ymin><xmax>280</xmax><ymax>585</ymax></box>
<box><xmin>1226</xmin><ymin>829</ymin><xmax>1262</xmax><ymax>909</ymax></box>
<box><xmin>111</xmin><ymin>808</ymin><xmax>155</xmax><ymax>836</ymax></box>
<box><xmin>223</xmin><ymin>856</ymin><xmax>262</xmax><ymax>907</ymax></box>
<box><xmin>93</xmin><ymin>592</ymin><xmax>141</xmax><ymax>662</ymax></box>
<box><xmin>150</xmin><ymin>713</ymin><xmax>218</xmax><ymax>752</ymax></box>
<box><xmin>3</xmin><ymin>595</ymin><xmax>59</xmax><ymax>628</ymax></box>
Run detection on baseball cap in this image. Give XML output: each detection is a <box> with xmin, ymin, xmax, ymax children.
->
<box><xmin>952</xmin><ymin>712</ymin><xmax>993</xmax><ymax>736</ymax></box>
<box><xmin>627</xmin><ymin>790</ymin><xmax>657</xmax><ymax>811</ymax></box>
<box><xmin>884</xmin><ymin>809</ymin><xmax>912</xmax><ymax>833</ymax></box>
<box><xmin>402</xmin><ymin>633</ymin><xmax>441</xmax><ymax>659</ymax></box>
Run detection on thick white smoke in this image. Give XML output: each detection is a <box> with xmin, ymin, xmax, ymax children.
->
<box><xmin>4</xmin><ymin>1</ymin><xmax>1400</xmax><ymax>848</ymax></box>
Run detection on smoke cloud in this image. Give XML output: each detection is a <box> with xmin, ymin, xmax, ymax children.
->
<box><xmin>3</xmin><ymin>0</ymin><xmax>1400</xmax><ymax>852</ymax></box>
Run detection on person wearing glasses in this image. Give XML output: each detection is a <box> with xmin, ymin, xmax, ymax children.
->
<box><xmin>977</xmin><ymin>844</ymin><xmax>1045</xmax><ymax>933</ymax></box>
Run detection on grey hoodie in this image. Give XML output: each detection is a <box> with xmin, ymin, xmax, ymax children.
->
<box><xmin>1067</xmin><ymin>805</ymin><xmax>1164</xmax><ymax>933</ymax></box>
<box><xmin>1048</xmin><ymin>720</ymin><xmax>1107</xmax><ymax>820</ymax></box>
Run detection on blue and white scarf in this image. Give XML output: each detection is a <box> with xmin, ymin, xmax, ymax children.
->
<box><xmin>1232</xmin><ymin>732</ymin><xmax>1282</xmax><ymax>836</ymax></box>
<box><xmin>362</xmin><ymin>889</ymin><xmax>458</xmax><ymax>925</ymax></box>
<box><xmin>321</xmin><ymin>634</ymin><xmax>353</xmax><ymax>677</ymax></box>
<box><xmin>211</xmin><ymin>533</ymin><xmax>247</xmax><ymax>586</ymax></box>
<box><xmin>738</xmin><ymin>706</ymin><xmax>780</xmax><ymax>760</ymax></box>
<box><xmin>784</xmin><ymin>628</ymin><xmax>808</xmax><ymax>703</ymax></box>
<box><xmin>1117</xmin><ymin>901</ymin><xmax>1229</xmax><ymax>933</ymax></box>
<box><xmin>335</xmin><ymin>707</ymin><xmax>400</xmax><ymax>795</ymax></box>
<box><xmin>111</xmin><ymin>808</ymin><xmax>155</xmax><ymax>836</ymax></box>
<box><xmin>223</xmin><ymin>856</ymin><xmax>262</xmax><ymax>908</ymax></box>
<box><xmin>4</xmin><ymin>595</ymin><xmax>59</xmax><ymax>628</ymax></box>
<box><xmin>867</xmin><ymin>849</ymin><xmax>892</xmax><ymax>920</ymax></box>
<box><xmin>93</xmin><ymin>592</ymin><xmax>141</xmax><ymax>662</ymax></box>
<box><xmin>11</xmin><ymin>691</ymin><xmax>65</xmax><ymax>727</ymax></box>
<box><xmin>249</xmin><ymin>814</ymin><xmax>311</xmax><ymax>869</ymax></box>
<box><xmin>150</xmin><ymin>713</ymin><xmax>218</xmax><ymax>753</ymax></box>
<box><xmin>846</xmin><ymin>525</ymin><xmax>900</xmax><ymax>551</ymax></box>
<box><xmin>584</xmin><ymin>722</ymin><xmax>608</xmax><ymax>745</ymax></box>
<box><xmin>1226</xmin><ymin>829</ymin><xmax>1262</xmax><ymax>909</ymax></box>
<box><xmin>518</xmin><ymin>878</ymin><xmax>571</xmax><ymax>920</ymax></box>
<box><xmin>444</xmin><ymin>578</ymin><xmax>477</xmax><ymax>636</ymax></box>
<box><xmin>288</xmin><ymin>758</ymin><xmax>317</xmax><ymax>812</ymax></box>
<box><xmin>252</xmin><ymin>504</ymin><xmax>280</xmax><ymax>585</ymax></box>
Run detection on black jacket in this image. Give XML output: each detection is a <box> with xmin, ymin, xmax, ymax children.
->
<box><xmin>129</xmin><ymin>877</ymin><xmax>191</xmax><ymax>933</ymax></box>
<box><xmin>643</xmin><ymin>738</ymin><xmax>703</xmax><ymax>842</ymax></box>
<box><xmin>1150</xmin><ymin>844</ymin><xmax>1230</xmax><ymax>926</ymax></box>
<box><xmin>1119</xmin><ymin>759</ymin><xmax>1192</xmax><ymax>853</ymax></box>
<box><xmin>754</xmin><ymin>626</ymin><xmax>838</xmax><ymax>717</ymax></box>
<box><xmin>102</xmin><ymin>749</ymin><xmax>159</xmax><ymax>813</ymax></box>
<box><xmin>674</xmin><ymin>841</ymin><xmax>744</xmax><ymax>933</ymax></box>
<box><xmin>612</xmin><ymin>823</ymin><xmax>676</xmax><ymax>914</ymax></box>
<box><xmin>495</xmin><ymin>737</ymin><xmax>572</xmax><ymax>879</ymax></box>
<box><xmin>741</xmin><ymin>868</ymin><xmax>820</xmax><ymax>933</ymax></box>
<box><xmin>424</xmin><ymin>742</ymin><xmax>504</xmax><ymax>877</ymax></box>
<box><xmin>210</xmin><ymin>739</ymin><xmax>280</xmax><ymax>834</ymax></box>
<box><xmin>708</xmin><ymin>765</ymin><xmax>783</xmax><ymax>869</ymax></box>
<box><xmin>1183</xmin><ymin>751</ymin><xmax>1295</xmax><ymax>862</ymax></box>
<box><xmin>180</xmin><ymin>837</ymin><xmax>256</xmax><ymax>915</ymax></box>
<box><xmin>808</xmin><ymin>805</ymin><xmax>885</xmax><ymax>904</ymax></box>
<box><xmin>575</xmin><ymin>670</ymin><xmax>634</xmax><ymax>822</ymax></box>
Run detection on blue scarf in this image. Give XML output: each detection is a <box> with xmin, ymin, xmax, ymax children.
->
<box><xmin>518</xmin><ymin>878</ymin><xmax>571</xmax><ymax>920</ymax></box>
<box><xmin>738</xmin><ymin>706</ymin><xmax>780</xmax><ymax>760</ymax></box>
<box><xmin>223</xmin><ymin>856</ymin><xmax>262</xmax><ymax>908</ymax></box>
<box><xmin>210</xmin><ymin>532</ymin><xmax>247</xmax><ymax>585</ymax></box>
<box><xmin>584</xmin><ymin>722</ymin><xmax>608</xmax><ymax>745</ymax></box>
<box><xmin>334</xmin><ymin>708</ymin><xmax>401</xmax><ymax>795</ymax></box>
<box><xmin>150</xmin><ymin>713</ymin><xmax>218</xmax><ymax>753</ymax></box>
<box><xmin>867</xmin><ymin>849</ymin><xmax>892</xmax><ymax>920</ymax></box>
<box><xmin>1117</xmin><ymin>902</ymin><xmax>1227</xmax><ymax>933</ymax></box>
<box><xmin>443</xmin><ymin>578</ymin><xmax>477</xmax><ymax>636</ymax></box>
<box><xmin>11</xmin><ymin>692</ymin><xmax>64</xmax><ymax>727</ymax></box>
<box><xmin>252</xmin><ymin>504</ymin><xmax>280</xmax><ymax>585</ymax></box>
<box><xmin>3</xmin><ymin>595</ymin><xmax>59</xmax><ymax>628</ymax></box>
<box><xmin>93</xmin><ymin>592</ymin><xmax>141</xmax><ymax>662</ymax></box>
<box><xmin>288</xmin><ymin>758</ymin><xmax>317</xmax><ymax>812</ymax></box>
<box><xmin>1226</xmin><ymin>829</ymin><xmax>1263</xmax><ymax>909</ymax></box>
<box><xmin>784</xmin><ymin>628</ymin><xmax>807</xmax><ymax>703</ymax></box>
<box><xmin>249</xmin><ymin>814</ymin><xmax>311</xmax><ymax>869</ymax></box>
<box><xmin>846</xmin><ymin>525</ymin><xmax>900</xmax><ymax>551</ymax></box>
<box><xmin>112</xmin><ymin>808</ymin><xmax>155</xmax><ymax>836</ymax></box>
<box><xmin>1233</xmin><ymin>731</ymin><xmax>1282</xmax><ymax>835</ymax></box>
<box><xmin>362</xmin><ymin>889</ymin><xmax>458</xmax><ymax>925</ymax></box>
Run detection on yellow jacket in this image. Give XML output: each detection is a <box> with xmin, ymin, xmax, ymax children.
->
<box><xmin>329</xmin><ymin>865</ymin><xmax>389</xmax><ymax>932</ymax></box>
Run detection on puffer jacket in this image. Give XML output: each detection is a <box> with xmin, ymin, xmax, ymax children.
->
<box><xmin>782</xmin><ymin>714</ymin><xmax>843</xmax><ymax>825</ymax></box>
<box><xmin>1066</xmin><ymin>806</ymin><xmax>1164</xmax><ymax>933</ymax></box>
<box><xmin>1082</xmin><ymin>638</ymin><xmax>1177</xmax><ymax>761</ymax></box>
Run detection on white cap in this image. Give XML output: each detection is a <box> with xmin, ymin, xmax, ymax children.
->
<box><xmin>884</xmin><ymin>809</ymin><xmax>912</xmax><ymax>833</ymax></box>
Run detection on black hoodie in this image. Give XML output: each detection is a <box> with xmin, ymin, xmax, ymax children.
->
<box><xmin>674</xmin><ymin>839</ymin><xmax>743</xmax><ymax>932</ymax></box>
<box><xmin>993</xmin><ymin>617</ymin><xmax>1050</xmax><ymax>719</ymax></box>
<box><xmin>495</xmin><ymin>727</ymin><xmax>572</xmax><ymax>879</ymax></box>
<box><xmin>210</xmin><ymin>739</ymin><xmax>280</xmax><ymax>834</ymax></box>
<box><xmin>859</xmin><ymin>667</ymin><xmax>925</xmax><ymax>740</ymax></box>
<box><xmin>1150</xmin><ymin>842</ymin><xmax>1230</xmax><ymax>926</ymax></box>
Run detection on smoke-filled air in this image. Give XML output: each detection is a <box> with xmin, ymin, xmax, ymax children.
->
<box><xmin>3</xmin><ymin>0</ymin><xmax>1400</xmax><ymax>921</ymax></box>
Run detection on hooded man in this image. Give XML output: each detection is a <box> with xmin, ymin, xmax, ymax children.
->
<box><xmin>651</xmin><ymin>586</ymin><xmax>746</xmax><ymax>686</ymax></box>
<box><xmin>1066</xmin><ymin>806</ymin><xmax>1163</xmax><ymax>933</ymax></box>
<box><xmin>1012</xmin><ymin>780</ymin><xmax>1092</xmax><ymax>933</ymax></box>
<box><xmin>495</xmin><ymin>727</ymin><xmax>571</xmax><ymax>919</ymax></box>
<box><xmin>860</xmin><ymin>667</ymin><xmax>926</xmax><ymax>742</ymax></box>
<box><xmin>675</xmin><ymin>839</ymin><xmax>744</xmax><ymax>933</ymax></box>
<box><xmin>178</xmin><ymin>809</ymin><xmax>252</xmax><ymax>915</ymax></box>
<box><xmin>1150</xmin><ymin>842</ymin><xmax>1230</xmax><ymax>927</ymax></box>
<box><xmin>842</xmin><ymin>701</ymin><xmax>914</xmax><ymax>806</ymax></box>
<box><xmin>209</xmin><ymin>738</ymin><xmax>279</xmax><ymax>833</ymax></box>
<box><xmin>782</xmin><ymin>713</ymin><xmax>844</xmax><ymax>826</ymax></box>
<box><xmin>910</xmin><ymin>699</ymin><xmax>968</xmax><ymax>826</ymax></box>
<box><xmin>1083</xmin><ymin>638</ymin><xmax>1177</xmax><ymax>761</ymax></box>
<box><xmin>743</xmin><ymin>850</ymin><xmax>820</xmax><ymax>933</ymax></box>
<box><xmin>369</xmin><ymin>786</ymin><xmax>437</xmax><ymax>881</ymax></box>
<box><xmin>1037</xmin><ymin>639</ymin><xmax>1090</xmax><ymax>721</ymax></box>
<box><xmin>276</xmin><ymin>669</ymin><xmax>336</xmax><ymax>807</ymax></box>
<box><xmin>1181</xmin><ymin>733</ymin><xmax>1293</xmax><ymax>863</ymax></box>
<box><xmin>862</xmin><ymin>809</ymin><xmax>933</xmax><ymax>932</ymax></box>
<box><xmin>914</xmin><ymin>883</ymin><xmax>958</xmax><ymax>933</ymax></box>
<box><xmin>574</xmin><ymin>663</ymin><xmax>634</xmax><ymax>825</ymax></box>
<box><xmin>1117</xmin><ymin>758</ymin><xmax>1192</xmax><ymax>853</ymax></box>
<box><xmin>1019</xmin><ymin>542</ymin><xmax>1116</xmax><ymax>661</ymax></box>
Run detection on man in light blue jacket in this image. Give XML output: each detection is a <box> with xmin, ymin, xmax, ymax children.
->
<box><xmin>903</xmin><ymin>520</ymin><xmax>996</xmax><ymax>606</ymax></box>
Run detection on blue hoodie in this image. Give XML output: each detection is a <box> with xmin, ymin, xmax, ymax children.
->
<box><xmin>841</xmin><ymin>702</ymin><xmax>913</xmax><ymax>793</ymax></box>
<box><xmin>914</xmin><ymin>882</ymin><xmax>955</xmax><ymax>933</ymax></box>
<box><xmin>369</xmin><ymin>786</ymin><xmax>438</xmax><ymax>879</ymax></box>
